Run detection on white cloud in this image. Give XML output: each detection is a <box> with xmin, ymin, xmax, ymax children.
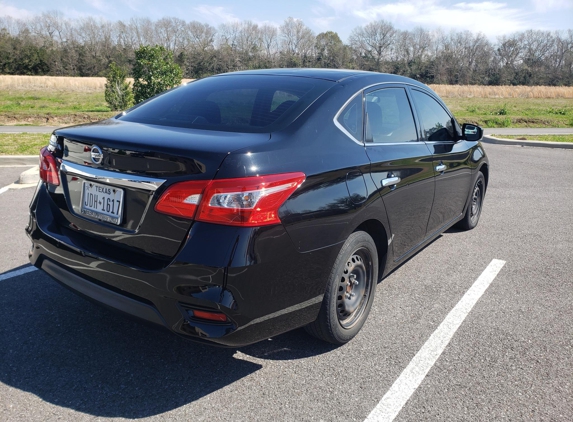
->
<box><xmin>84</xmin><ymin>0</ymin><xmax>109</xmax><ymax>13</ymax></box>
<box><xmin>319</xmin><ymin>0</ymin><xmax>368</xmax><ymax>11</ymax></box>
<box><xmin>120</xmin><ymin>0</ymin><xmax>142</xmax><ymax>12</ymax></box>
<box><xmin>312</xmin><ymin>16</ymin><xmax>338</xmax><ymax>31</ymax></box>
<box><xmin>0</xmin><ymin>2</ymin><xmax>34</xmax><ymax>19</ymax></box>
<box><xmin>193</xmin><ymin>5</ymin><xmax>239</xmax><ymax>25</ymax></box>
<box><xmin>321</xmin><ymin>0</ymin><xmax>532</xmax><ymax>37</ymax></box>
<box><xmin>530</xmin><ymin>0</ymin><xmax>573</xmax><ymax>12</ymax></box>
<box><xmin>311</xmin><ymin>6</ymin><xmax>338</xmax><ymax>31</ymax></box>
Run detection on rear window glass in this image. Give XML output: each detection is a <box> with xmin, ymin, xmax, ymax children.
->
<box><xmin>120</xmin><ymin>75</ymin><xmax>334</xmax><ymax>133</ymax></box>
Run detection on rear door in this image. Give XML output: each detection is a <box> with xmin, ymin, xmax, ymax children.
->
<box><xmin>409</xmin><ymin>89</ymin><xmax>473</xmax><ymax>236</ymax></box>
<box><xmin>363</xmin><ymin>86</ymin><xmax>435</xmax><ymax>261</ymax></box>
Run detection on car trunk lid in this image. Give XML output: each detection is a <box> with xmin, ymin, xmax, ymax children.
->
<box><xmin>48</xmin><ymin>120</ymin><xmax>270</xmax><ymax>266</ymax></box>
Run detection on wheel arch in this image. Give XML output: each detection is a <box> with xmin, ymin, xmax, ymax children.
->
<box><xmin>354</xmin><ymin>219</ymin><xmax>388</xmax><ymax>282</ymax></box>
<box><xmin>479</xmin><ymin>162</ymin><xmax>489</xmax><ymax>192</ymax></box>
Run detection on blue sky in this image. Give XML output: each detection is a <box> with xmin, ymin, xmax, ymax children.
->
<box><xmin>1</xmin><ymin>0</ymin><xmax>572</xmax><ymax>41</ymax></box>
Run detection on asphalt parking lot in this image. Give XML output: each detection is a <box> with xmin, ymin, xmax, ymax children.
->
<box><xmin>0</xmin><ymin>143</ymin><xmax>571</xmax><ymax>421</ymax></box>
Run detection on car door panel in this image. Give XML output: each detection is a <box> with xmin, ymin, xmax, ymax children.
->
<box><xmin>426</xmin><ymin>142</ymin><xmax>473</xmax><ymax>235</ymax></box>
<box><xmin>409</xmin><ymin>89</ymin><xmax>473</xmax><ymax>234</ymax></box>
<box><xmin>363</xmin><ymin>86</ymin><xmax>436</xmax><ymax>261</ymax></box>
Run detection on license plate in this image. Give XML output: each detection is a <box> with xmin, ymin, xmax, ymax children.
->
<box><xmin>80</xmin><ymin>181</ymin><xmax>124</xmax><ymax>225</ymax></box>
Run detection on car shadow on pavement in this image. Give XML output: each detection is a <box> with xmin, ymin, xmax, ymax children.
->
<box><xmin>0</xmin><ymin>268</ymin><xmax>336</xmax><ymax>418</ymax></box>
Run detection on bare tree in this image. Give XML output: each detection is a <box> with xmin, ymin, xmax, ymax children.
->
<box><xmin>260</xmin><ymin>25</ymin><xmax>279</xmax><ymax>64</ymax></box>
<box><xmin>279</xmin><ymin>17</ymin><xmax>315</xmax><ymax>67</ymax></box>
<box><xmin>349</xmin><ymin>20</ymin><xmax>396</xmax><ymax>72</ymax></box>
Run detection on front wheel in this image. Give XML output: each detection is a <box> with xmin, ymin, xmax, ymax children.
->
<box><xmin>305</xmin><ymin>231</ymin><xmax>378</xmax><ymax>345</ymax></box>
<box><xmin>457</xmin><ymin>172</ymin><xmax>485</xmax><ymax>231</ymax></box>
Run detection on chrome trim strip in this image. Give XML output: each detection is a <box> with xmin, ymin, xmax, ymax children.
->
<box><xmin>60</xmin><ymin>161</ymin><xmax>166</xmax><ymax>192</ymax></box>
<box><xmin>367</xmin><ymin>141</ymin><xmax>423</xmax><ymax>146</ymax></box>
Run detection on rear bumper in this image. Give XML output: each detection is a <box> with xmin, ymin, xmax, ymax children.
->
<box><xmin>40</xmin><ymin>258</ymin><xmax>166</xmax><ymax>327</ymax></box>
<box><xmin>27</xmin><ymin>183</ymin><xmax>339</xmax><ymax>347</ymax></box>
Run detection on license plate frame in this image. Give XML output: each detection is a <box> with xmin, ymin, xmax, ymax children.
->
<box><xmin>80</xmin><ymin>181</ymin><xmax>124</xmax><ymax>225</ymax></box>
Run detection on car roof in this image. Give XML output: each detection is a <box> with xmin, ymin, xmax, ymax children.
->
<box><xmin>213</xmin><ymin>68</ymin><xmax>426</xmax><ymax>86</ymax></box>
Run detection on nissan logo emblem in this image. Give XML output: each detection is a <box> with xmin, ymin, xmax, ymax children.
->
<box><xmin>90</xmin><ymin>145</ymin><xmax>103</xmax><ymax>165</ymax></box>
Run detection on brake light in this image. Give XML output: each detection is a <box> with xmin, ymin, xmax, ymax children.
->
<box><xmin>154</xmin><ymin>180</ymin><xmax>208</xmax><ymax>218</ymax></box>
<box><xmin>155</xmin><ymin>172</ymin><xmax>306</xmax><ymax>226</ymax></box>
<box><xmin>39</xmin><ymin>147</ymin><xmax>60</xmax><ymax>186</ymax></box>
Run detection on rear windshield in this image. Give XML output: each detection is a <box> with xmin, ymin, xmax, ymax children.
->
<box><xmin>119</xmin><ymin>75</ymin><xmax>334</xmax><ymax>133</ymax></box>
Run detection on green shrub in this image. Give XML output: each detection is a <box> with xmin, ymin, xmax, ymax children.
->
<box><xmin>547</xmin><ymin>107</ymin><xmax>569</xmax><ymax>115</ymax></box>
<box><xmin>491</xmin><ymin>103</ymin><xmax>509</xmax><ymax>115</ymax></box>
<box><xmin>104</xmin><ymin>62</ymin><xmax>133</xmax><ymax>111</ymax></box>
<box><xmin>484</xmin><ymin>117</ymin><xmax>512</xmax><ymax>128</ymax></box>
<box><xmin>132</xmin><ymin>45</ymin><xmax>183</xmax><ymax>104</ymax></box>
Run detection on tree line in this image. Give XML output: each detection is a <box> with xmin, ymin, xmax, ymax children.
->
<box><xmin>1</xmin><ymin>12</ymin><xmax>572</xmax><ymax>86</ymax></box>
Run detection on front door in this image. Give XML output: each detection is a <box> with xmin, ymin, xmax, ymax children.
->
<box><xmin>409</xmin><ymin>89</ymin><xmax>473</xmax><ymax>235</ymax></box>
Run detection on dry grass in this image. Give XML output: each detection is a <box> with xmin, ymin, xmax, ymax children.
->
<box><xmin>1</xmin><ymin>76</ymin><xmax>571</xmax><ymax>98</ymax></box>
<box><xmin>430</xmin><ymin>84</ymin><xmax>573</xmax><ymax>99</ymax></box>
<box><xmin>0</xmin><ymin>75</ymin><xmax>194</xmax><ymax>92</ymax></box>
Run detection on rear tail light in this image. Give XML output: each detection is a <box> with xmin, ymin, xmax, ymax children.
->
<box><xmin>155</xmin><ymin>172</ymin><xmax>305</xmax><ymax>226</ymax></box>
<box><xmin>39</xmin><ymin>147</ymin><xmax>60</xmax><ymax>186</ymax></box>
<box><xmin>154</xmin><ymin>181</ymin><xmax>206</xmax><ymax>219</ymax></box>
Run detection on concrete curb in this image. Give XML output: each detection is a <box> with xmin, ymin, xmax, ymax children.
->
<box><xmin>0</xmin><ymin>126</ymin><xmax>58</xmax><ymax>134</ymax></box>
<box><xmin>482</xmin><ymin>136</ymin><xmax>573</xmax><ymax>149</ymax></box>
<box><xmin>19</xmin><ymin>167</ymin><xmax>39</xmax><ymax>184</ymax></box>
<box><xmin>0</xmin><ymin>156</ymin><xmax>38</xmax><ymax>185</ymax></box>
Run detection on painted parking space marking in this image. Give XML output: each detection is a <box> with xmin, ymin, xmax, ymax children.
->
<box><xmin>0</xmin><ymin>266</ymin><xmax>37</xmax><ymax>281</ymax></box>
<box><xmin>0</xmin><ymin>185</ymin><xmax>9</xmax><ymax>195</ymax></box>
<box><xmin>365</xmin><ymin>259</ymin><xmax>506</xmax><ymax>422</ymax></box>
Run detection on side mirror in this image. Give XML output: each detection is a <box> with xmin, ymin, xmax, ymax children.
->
<box><xmin>462</xmin><ymin>123</ymin><xmax>483</xmax><ymax>142</ymax></box>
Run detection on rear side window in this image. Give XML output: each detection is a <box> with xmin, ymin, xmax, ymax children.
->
<box><xmin>411</xmin><ymin>90</ymin><xmax>456</xmax><ymax>142</ymax></box>
<box><xmin>336</xmin><ymin>94</ymin><xmax>363</xmax><ymax>142</ymax></box>
<box><xmin>120</xmin><ymin>75</ymin><xmax>334</xmax><ymax>133</ymax></box>
<box><xmin>365</xmin><ymin>88</ymin><xmax>418</xmax><ymax>143</ymax></box>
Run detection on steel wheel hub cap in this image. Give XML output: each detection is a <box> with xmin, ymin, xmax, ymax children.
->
<box><xmin>336</xmin><ymin>252</ymin><xmax>370</xmax><ymax>328</ymax></box>
<box><xmin>471</xmin><ymin>183</ymin><xmax>482</xmax><ymax>218</ymax></box>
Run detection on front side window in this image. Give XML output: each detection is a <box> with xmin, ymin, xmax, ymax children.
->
<box><xmin>411</xmin><ymin>90</ymin><xmax>456</xmax><ymax>142</ymax></box>
<box><xmin>364</xmin><ymin>88</ymin><xmax>417</xmax><ymax>143</ymax></box>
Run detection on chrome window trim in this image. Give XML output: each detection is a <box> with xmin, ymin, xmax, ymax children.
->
<box><xmin>333</xmin><ymin>81</ymin><xmax>431</xmax><ymax>147</ymax></box>
<box><xmin>333</xmin><ymin>90</ymin><xmax>364</xmax><ymax>145</ymax></box>
<box><xmin>60</xmin><ymin>161</ymin><xmax>166</xmax><ymax>192</ymax></box>
<box><xmin>367</xmin><ymin>141</ymin><xmax>424</xmax><ymax>146</ymax></box>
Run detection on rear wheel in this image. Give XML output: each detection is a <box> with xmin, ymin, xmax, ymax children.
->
<box><xmin>457</xmin><ymin>172</ymin><xmax>485</xmax><ymax>231</ymax></box>
<box><xmin>305</xmin><ymin>231</ymin><xmax>378</xmax><ymax>345</ymax></box>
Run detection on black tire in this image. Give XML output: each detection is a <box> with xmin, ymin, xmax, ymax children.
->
<box><xmin>305</xmin><ymin>231</ymin><xmax>378</xmax><ymax>345</ymax></box>
<box><xmin>457</xmin><ymin>172</ymin><xmax>485</xmax><ymax>231</ymax></box>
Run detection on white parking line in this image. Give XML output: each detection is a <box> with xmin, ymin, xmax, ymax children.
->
<box><xmin>0</xmin><ymin>185</ymin><xmax>9</xmax><ymax>195</ymax></box>
<box><xmin>0</xmin><ymin>266</ymin><xmax>38</xmax><ymax>281</ymax></box>
<box><xmin>365</xmin><ymin>259</ymin><xmax>506</xmax><ymax>422</ymax></box>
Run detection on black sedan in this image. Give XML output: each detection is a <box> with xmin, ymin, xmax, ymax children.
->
<box><xmin>27</xmin><ymin>69</ymin><xmax>488</xmax><ymax>346</ymax></box>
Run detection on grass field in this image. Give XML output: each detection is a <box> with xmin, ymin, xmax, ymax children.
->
<box><xmin>0</xmin><ymin>75</ymin><xmax>572</xmax><ymax>127</ymax></box>
<box><xmin>0</xmin><ymin>133</ymin><xmax>50</xmax><ymax>155</ymax></box>
<box><xmin>488</xmin><ymin>134</ymin><xmax>573</xmax><ymax>143</ymax></box>
<box><xmin>443</xmin><ymin>98</ymin><xmax>573</xmax><ymax>128</ymax></box>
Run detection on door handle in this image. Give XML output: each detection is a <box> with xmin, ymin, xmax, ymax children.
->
<box><xmin>382</xmin><ymin>176</ymin><xmax>401</xmax><ymax>187</ymax></box>
<box><xmin>435</xmin><ymin>164</ymin><xmax>447</xmax><ymax>172</ymax></box>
